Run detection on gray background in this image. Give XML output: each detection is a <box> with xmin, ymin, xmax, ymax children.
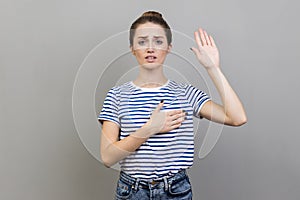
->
<box><xmin>1</xmin><ymin>0</ymin><xmax>300</xmax><ymax>199</ymax></box>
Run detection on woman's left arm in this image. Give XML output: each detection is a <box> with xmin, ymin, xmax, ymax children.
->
<box><xmin>191</xmin><ymin>28</ymin><xmax>247</xmax><ymax>126</ymax></box>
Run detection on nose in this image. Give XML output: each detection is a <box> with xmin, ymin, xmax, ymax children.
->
<box><xmin>147</xmin><ymin>48</ymin><xmax>154</xmax><ymax>53</ymax></box>
<box><xmin>147</xmin><ymin>41</ymin><xmax>155</xmax><ymax>51</ymax></box>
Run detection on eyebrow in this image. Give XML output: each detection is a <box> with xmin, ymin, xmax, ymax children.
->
<box><xmin>137</xmin><ymin>36</ymin><xmax>164</xmax><ymax>39</ymax></box>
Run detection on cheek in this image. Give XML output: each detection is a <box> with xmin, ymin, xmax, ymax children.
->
<box><xmin>133</xmin><ymin>50</ymin><xmax>143</xmax><ymax>58</ymax></box>
<box><xmin>158</xmin><ymin>51</ymin><xmax>168</xmax><ymax>59</ymax></box>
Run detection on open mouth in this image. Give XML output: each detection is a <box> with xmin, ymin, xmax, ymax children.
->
<box><xmin>145</xmin><ymin>56</ymin><xmax>157</xmax><ymax>63</ymax></box>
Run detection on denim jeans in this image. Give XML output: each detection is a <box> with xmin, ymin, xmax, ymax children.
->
<box><xmin>115</xmin><ymin>169</ymin><xmax>193</xmax><ymax>200</ymax></box>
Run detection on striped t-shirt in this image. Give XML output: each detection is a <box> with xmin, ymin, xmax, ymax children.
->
<box><xmin>98</xmin><ymin>80</ymin><xmax>210</xmax><ymax>180</ymax></box>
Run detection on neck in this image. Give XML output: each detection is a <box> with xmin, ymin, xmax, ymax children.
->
<box><xmin>133</xmin><ymin>65</ymin><xmax>168</xmax><ymax>88</ymax></box>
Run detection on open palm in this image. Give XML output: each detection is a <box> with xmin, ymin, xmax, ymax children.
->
<box><xmin>191</xmin><ymin>28</ymin><xmax>220</xmax><ymax>69</ymax></box>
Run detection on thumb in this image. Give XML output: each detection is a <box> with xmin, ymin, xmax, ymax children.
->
<box><xmin>190</xmin><ymin>47</ymin><xmax>201</xmax><ymax>57</ymax></box>
<box><xmin>153</xmin><ymin>100</ymin><xmax>164</xmax><ymax>112</ymax></box>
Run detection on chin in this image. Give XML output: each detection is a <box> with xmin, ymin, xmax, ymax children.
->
<box><xmin>141</xmin><ymin>62</ymin><xmax>162</xmax><ymax>69</ymax></box>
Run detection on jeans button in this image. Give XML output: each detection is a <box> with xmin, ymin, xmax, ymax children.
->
<box><xmin>151</xmin><ymin>180</ymin><xmax>157</xmax><ymax>185</ymax></box>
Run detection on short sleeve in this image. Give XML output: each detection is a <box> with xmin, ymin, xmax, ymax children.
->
<box><xmin>98</xmin><ymin>88</ymin><xmax>120</xmax><ymax>127</ymax></box>
<box><xmin>185</xmin><ymin>84</ymin><xmax>211</xmax><ymax>118</ymax></box>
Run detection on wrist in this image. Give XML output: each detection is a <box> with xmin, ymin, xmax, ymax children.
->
<box><xmin>131</xmin><ymin>123</ymin><xmax>153</xmax><ymax>140</ymax></box>
<box><xmin>206</xmin><ymin>66</ymin><xmax>223</xmax><ymax>76</ymax></box>
<box><xmin>141</xmin><ymin>121</ymin><xmax>156</xmax><ymax>136</ymax></box>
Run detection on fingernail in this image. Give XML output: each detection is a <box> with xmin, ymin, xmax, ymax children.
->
<box><xmin>160</xmin><ymin>100</ymin><xmax>164</xmax><ymax>103</ymax></box>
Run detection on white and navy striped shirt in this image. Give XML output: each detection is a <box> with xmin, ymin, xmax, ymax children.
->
<box><xmin>98</xmin><ymin>80</ymin><xmax>210</xmax><ymax>180</ymax></box>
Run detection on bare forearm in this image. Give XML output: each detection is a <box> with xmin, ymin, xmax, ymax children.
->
<box><xmin>207</xmin><ymin>67</ymin><xmax>247</xmax><ymax>125</ymax></box>
<box><xmin>101</xmin><ymin>125</ymin><xmax>152</xmax><ymax>167</ymax></box>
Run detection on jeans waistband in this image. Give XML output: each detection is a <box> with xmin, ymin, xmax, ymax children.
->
<box><xmin>119</xmin><ymin>170</ymin><xmax>188</xmax><ymax>191</ymax></box>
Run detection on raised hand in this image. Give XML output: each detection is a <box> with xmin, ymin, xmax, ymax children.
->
<box><xmin>190</xmin><ymin>28</ymin><xmax>220</xmax><ymax>69</ymax></box>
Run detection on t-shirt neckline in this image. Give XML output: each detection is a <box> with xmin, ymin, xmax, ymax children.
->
<box><xmin>130</xmin><ymin>79</ymin><xmax>170</xmax><ymax>91</ymax></box>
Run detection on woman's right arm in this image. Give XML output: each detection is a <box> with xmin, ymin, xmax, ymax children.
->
<box><xmin>100</xmin><ymin>121</ymin><xmax>152</xmax><ymax>167</ymax></box>
<box><xmin>100</xmin><ymin>101</ymin><xmax>186</xmax><ymax>168</ymax></box>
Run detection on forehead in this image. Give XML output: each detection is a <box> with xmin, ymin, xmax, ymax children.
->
<box><xmin>134</xmin><ymin>22</ymin><xmax>166</xmax><ymax>38</ymax></box>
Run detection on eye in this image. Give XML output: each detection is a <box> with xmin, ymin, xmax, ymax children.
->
<box><xmin>155</xmin><ymin>40</ymin><xmax>163</xmax><ymax>45</ymax></box>
<box><xmin>138</xmin><ymin>40</ymin><xmax>146</xmax><ymax>46</ymax></box>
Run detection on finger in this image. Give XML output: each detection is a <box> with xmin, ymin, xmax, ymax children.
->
<box><xmin>165</xmin><ymin>119</ymin><xmax>179</xmax><ymax>129</ymax></box>
<box><xmin>171</xmin><ymin>118</ymin><xmax>180</xmax><ymax>126</ymax></box>
<box><xmin>171</xmin><ymin>117</ymin><xmax>185</xmax><ymax>127</ymax></box>
<box><xmin>199</xmin><ymin>28</ymin><xmax>207</xmax><ymax>46</ymax></box>
<box><xmin>154</xmin><ymin>100</ymin><xmax>164</xmax><ymax>112</ymax></box>
<box><xmin>165</xmin><ymin>117</ymin><xmax>184</xmax><ymax>132</ymax></box>
<box><xmin>190</xmin><ymin>47</ymin><xmax>202</xmax><ymax>57</ymax></box>
<box><xmin>167</xmin><ymin>109</ymin><xmax>183</xmax><ymax>116</ymax></box>
<box><xmin>190</xmin><ymin>47</ymin><xmax>198</xmax><ymax>53</ymax></box>
<box><xmin>169</xmin><ymin>112</ymin><xmax>186</xmax><ymax>121</ymax></box>
<box><xmin>194</xmin><ymin>31</ymin><xmax>203</xmax><ymax>48</ymax></box>
<box><xmin>203</xmin><ymin>29</ymin><xmax>210</xmax><ymax>46</ymax></box>
<box><xmin>170</xmin><ymin>122</ymin><xmax>182</xmax><ymax>130</ymax></box>
<box><xmin>209</xmin><ymin>35</ymin><xmax>216</xmax><ymax>47</ymax></box>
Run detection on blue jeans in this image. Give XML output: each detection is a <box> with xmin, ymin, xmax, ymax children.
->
<box><xmin>115</xmin><ymin>169</ymin><xmax>193</xmax><ymax>200</ymax></box>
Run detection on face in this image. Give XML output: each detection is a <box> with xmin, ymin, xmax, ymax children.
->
<box><xmin>130</xmin><ymin>22</ymin><xmax>172</xmax><ymax>69</ymax></box>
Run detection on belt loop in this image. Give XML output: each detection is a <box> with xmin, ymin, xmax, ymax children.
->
<box><xmin>163</xmin><ymin>176</ymin><xmax>168</xmax><ymax>191</ymax></box>
<box><xmin>134</xmin><ymin>178</ymin><xmax>140</xmax><ymax>191</ymax></box>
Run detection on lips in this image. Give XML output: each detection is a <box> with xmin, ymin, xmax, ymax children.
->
<box><xmin>145</xmin><ymin>55</ymin><xmax>157</xmax><ymax>63</ymax></box>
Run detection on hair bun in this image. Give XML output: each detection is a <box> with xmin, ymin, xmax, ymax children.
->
<box><xmin>141</xmin><ymin>11</ymin><xmax>163</xmax><ymax>18</ymax></box>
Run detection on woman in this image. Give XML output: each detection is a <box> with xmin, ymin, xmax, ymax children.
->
<box><xmin>98</xmin><ymin>11</ymin><xmax>247</xmax><ymax>200</ymax></box>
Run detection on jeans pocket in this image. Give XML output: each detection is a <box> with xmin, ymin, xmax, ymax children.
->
<box><xmin>115</xmin><ymin>179</ymin><xmax>133</xmax><ymax>199</ymax></box>
<box><xmin>168</xmin><ymin>177</ymin><xmax>192</xmax><ymax>197</ymax></box>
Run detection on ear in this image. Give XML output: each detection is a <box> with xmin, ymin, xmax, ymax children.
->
<box><xmin>167</xmin><ymin>44</ymin><xmax>172</xmax><ymax>53</ymax></box>
<box><xmin>130</xmin><ymin>45</ymin><xmax>135</xmax><ymax>55</ymax></box>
